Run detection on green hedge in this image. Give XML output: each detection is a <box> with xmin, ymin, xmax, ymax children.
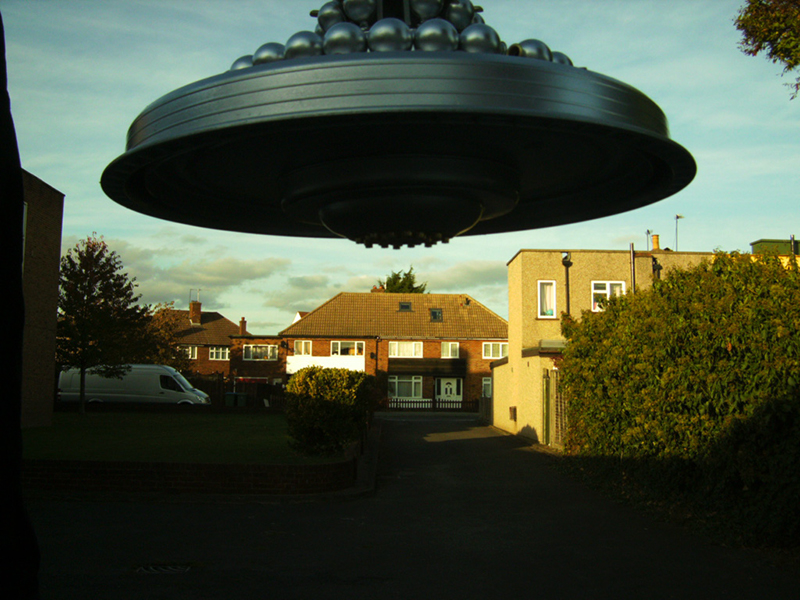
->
<box><xmin>284</xmin><ymin>366</ymin><xmax>381</xmax><ymax>456</ymax></box>
<box><xmin>560</xmin><ymin>252</ymin><xmax>800</xmax><ymax>545</ymax></box>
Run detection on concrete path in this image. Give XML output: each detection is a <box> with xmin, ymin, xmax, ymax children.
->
<box><xmin>25</xmin><ymin>413</ymin><xmax>799</xmax><ymax>599</ymax></box>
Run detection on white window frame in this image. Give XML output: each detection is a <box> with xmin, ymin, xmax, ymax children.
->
<box><xmin>331</xmin><ymin>340</ymin><xmax>365</xmax><ymax>356</ymax></box>
<box><xmin>441</xmin><ymin>341</ymin><xmax>459</xmax><ymax>359</ymax></box>
<box><xmin>538</xmin><ymin>280</ymin><xmax>557</xmax><ymax>319</ymax></box>
<box><xmin>388</xmin><ymin>375</ymin><xmax>423</xmax><ymax>399</ymax></box>
<box><xmin>482</xmin><ymin>342</ymin><xmax>508</xmax><ymax>359</ymax></box>
<box><xmin>181</xmin><ymin>345</ymin><xmax>198</xmax><ymax>360</ymax></box>
<box><xmin>591</xmin><ymin>280</ymin><xmax>626</xmax><ymax>312</ymax></box>
<box><xmin>243</xmin><ymin>344</ymin><xmax>278</xmax><ymax>361</ymax></box>
<box><xmin>294</xmin><ymin>340</ymin><xmax>312</xmax><ymax>355</ymax></box>
<box><xmin>482</xmin><ymin>377</ymin><xmax>493</xmax><ymax>398</ymax></box>
<box><xmin>209</xmin><ymin>346</ymin><xmax>229</xmax><ymax>361</ymax></box>
<box><xmin>389</xmin><ymin>341</ymin><xmax>423</xmax><ymax>358</ymax></box>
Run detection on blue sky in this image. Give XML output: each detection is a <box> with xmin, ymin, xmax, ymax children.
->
<box><xmin>4</xmin><ymin>0</ymin><xmax>798</xmax><ymax>332</ymax></box>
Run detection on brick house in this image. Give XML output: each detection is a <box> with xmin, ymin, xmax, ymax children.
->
<box><xmin>492</xmin><ymin>236</ymin><xmax>713</xmax><ymax>446</ymax></box>
<box><xmin>174</xmin><ymin>301</ymin><xmax>248</xmax><ymax>376</ymax></box>
<box><xmin>230</xmin><ymin>291</ymin><xmax>508</xmax><ymax>411</ymax></box>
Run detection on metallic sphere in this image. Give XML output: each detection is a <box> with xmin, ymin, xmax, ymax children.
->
<box><xmin>410</xmin><ymin>0</ymin><xmax>444</xmax><ymax>21</ymax></box>
<box><xmin>446</xmin><ymin>0</ymin><xmax>475</xmax><ymax>31</ymax></box>
<box><xmin>368</xmin><ymin>18</ymin><xmax>413</xmax><ymax>52</ymax></box>
<box><xmin>229</xmin><ymin>55</ymin><xmax>253</xmax><ymax>70</ymax></box>
<box><xmin>414</xmin><ymin>18</ymin><xmax>459</xmax><ymax>51</ymax></box>
<box><xmin>508</xmin><ymin>39</ymin><xmax>553</xmax><ymax>61</ymax></box>
<box><xmin>551</xmin><ymin>51</ymin><xmax>573</xmax><ymax>66</ymax></box>
<box><xmin>284</xmin><ymin>31</ymin><xmax>324</xmax><ymax>59</ymax></box>
<box><xmin>343</xmin><ymin>0</ymin><xmax>376</xmax><ymax>24</ymax></box>
<box><xmin>324</xmin><ymin>21</ymin><xmax>367</xmax><ymax>55</ymax></box>
<box><xmin>471</xmin><ymin>13</ymin><xmax>485</xmax><ymax>25</ymax></box>
<box><xmin>459</xmin><ymin>23</ymin><xmax>502</xmax><ymax>54</ymax></box>
<box><xmin>317</xmin><ymin>1</ymin><xmax>346</xmax><ymax>32</ymax></box>
<box><xmin>253</xmin><ymin>42</ymin><xmax>285</xmax><ymax>64</ymax></box>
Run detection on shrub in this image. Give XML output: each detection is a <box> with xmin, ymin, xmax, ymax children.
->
<box><xmin>560</xmin><ymin>252</ymin><xmax>800</xmax><ymax>545</ymax></box>
<box><xmin>284</xmin><ymin>366</ymin><xmax>380</xmax><ymax>456</ymax></box>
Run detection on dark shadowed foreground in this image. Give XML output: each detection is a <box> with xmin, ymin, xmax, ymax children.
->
<box><xmin>25</xmin><ymin>414</ymin><xmax>799</xmax><ymax>599</ymax></box>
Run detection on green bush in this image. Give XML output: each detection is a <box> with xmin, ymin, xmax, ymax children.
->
<box><xmin>284</xmin><ymin>366</ymin><xmax>380</xmax><ymax>456</ymax></box>
<box><xmin>560</xmin><ymin>252</ymin><xmax>800</xmax><ymax>545</ymax></box>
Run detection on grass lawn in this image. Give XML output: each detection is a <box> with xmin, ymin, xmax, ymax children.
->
<box><xmin>22</xmin><ymin>412</ymin><xmax>341</xmax><ymax>465</ymax></box>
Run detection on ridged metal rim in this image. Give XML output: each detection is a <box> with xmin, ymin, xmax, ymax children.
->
<box><xmin>101</xmin><ymin>51</ymin><xmax>695</xmax><ymax>241</ymax></box>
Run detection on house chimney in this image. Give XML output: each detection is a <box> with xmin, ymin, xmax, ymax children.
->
<box><xmin>371</xmin><ymin>285</ymin><xmax>385</xmax><ymax>293</ymax></box>
<box><xmin>239</xmin><ymin>317</ymin><xmax>247</xmax><ymax>335</ymax></box>
<box><xmin>651</xmin><ymin>234</ymin><xmax>660</xmax><ymax>251</ymax></box>
<box><xmin>189</xmin><ymin>300</ymin><xmax>202</xmax><ymax>324</ymax></box>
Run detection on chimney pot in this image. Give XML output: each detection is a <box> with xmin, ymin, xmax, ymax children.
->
<box><xmin>652</xmin><ymin>234</ymin><xmax>660</xmax><ymax>251</ymax></box>
<box><xmin>239</xmin><ymin>317</ymin><xmax>247</xmax><ymax>335</ymax></box>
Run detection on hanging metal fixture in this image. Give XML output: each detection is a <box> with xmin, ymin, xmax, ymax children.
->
<box><xmin>101</xmin><ymin>0</ymin><xmax>696</xmax><ymax>249</ymax></box>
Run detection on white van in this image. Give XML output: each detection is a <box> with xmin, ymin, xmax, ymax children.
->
<box><xmin>58</xmin><ymin>364</ymin><xmax>210</xmax><ymax>405</ymax></box>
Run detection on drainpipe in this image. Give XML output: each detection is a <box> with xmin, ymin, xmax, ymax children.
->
<box><xmin>630</xmin><ymin>243</ymin><xmax>636</xmax><ymax>294</ymax></box>
<box><xmin>561</xmin><ymin>252</ymin><xmax>572</xmax><ymax>315</ymax></box>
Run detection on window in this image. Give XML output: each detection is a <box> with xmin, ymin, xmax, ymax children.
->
<box><xmin>389</xmin><ymin>341</ymin><xmax>423</xmax><ymax>358</ymax></box>
<box><xmin>331</xmin><ymin>341</ymin><xmax>364</xmax><ymax>356</ymax></box>
<box><xmin>482</xmin><ymin>377</ymin><xmax>493</xmax><ymax>398</ymax></box>
<box><xmin>243</xmin><ymin>344</ymin><xmax>278</xmax><ymax>360</ymax></box>
<box><xmin>294</xmin><ymin>340</ymin><xmax>312</xmax><ymax>355</ymax></box>
<box><xmin>430</xmin><ymin>308</ymin><xmax>443</xmax><ymax>322</ymax></box>
<box><xmin>398</xmin><ymin>302</ymin><xmax>412</xmax><ymax>312</ymax></box>
<box><xmin>180</xmin><ymin>345</ymin><xmax>197</xmax><ymax>360</ymax></box>
<box><xmin>388</xmin><ymin>375</ymin><xmax>423</xmax><ymax>398</ymax></box>
<box><xmin>592</xmin><ymin>281</ymin><xmax>626</xmax><ymax>312</ymax></box>
<box><xmin>538</xmin><ymin>280</ymin><xmax>556</xmax><ymax>318</ymax></box>
<box><xmin>209</xmin><ymin>346</ymin><xmax>229</xmax><ymax>360</ymax></box>
<box><xmin>160</xmin><ymin>375</ymin><xmax>185</xmax><ymax>392</ymax></box>
<box><xmin>441</xmin><ymin>342</ymin><xmax>459</xmax><ymax>358</ymax></box>
<box><xmin>483</xmin><ymin>342</ymin><xmax>508</xmax><ymax>359</ymax></box>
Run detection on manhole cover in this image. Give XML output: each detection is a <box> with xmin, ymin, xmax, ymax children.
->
<box><xmin>135</xmin><ymin>564</ymin><xmax>193</xmax><ymax>575</ymax></box>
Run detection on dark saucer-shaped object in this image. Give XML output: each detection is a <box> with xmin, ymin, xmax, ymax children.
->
<box><xmin>101</xmin><ymin>51</ymin><xmax>696</xmax><ymax>248</ymax></box>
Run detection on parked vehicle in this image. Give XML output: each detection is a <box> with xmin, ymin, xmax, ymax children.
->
<box><xmin>58</xmin><ymin>365</ymin><xmax>210</xmax><ymax>405</ymax></box>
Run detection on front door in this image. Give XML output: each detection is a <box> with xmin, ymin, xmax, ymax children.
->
<box><xmin>435</xmin><ymin>377</ymin><xmax>462</xmax><ymax>409</ymax></box>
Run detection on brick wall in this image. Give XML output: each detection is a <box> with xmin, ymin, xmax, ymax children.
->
<box><xmin>186</xmin><ymin>345</ymin><xmax>233</xmax><ymax>377</ymax></box>
<box><xmin>22</xmin><ymin>457</ymin><xmax>357</xmax><ymax>495</ymax></box>
<box><xmin>21</xmin><ymin>171</ymin><xmax>64</xmax><ymax>428</ymax></box>
<box><xmin>229</xmin><ymin>337</ymin><xmax>286</xmax><ymax>381</ymax></box>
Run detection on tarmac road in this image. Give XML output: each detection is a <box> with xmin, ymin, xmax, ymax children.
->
<box><xmin>24</xmin><ymin>413</ymin><xmax>800</xmax><ymax>599</ymax></box>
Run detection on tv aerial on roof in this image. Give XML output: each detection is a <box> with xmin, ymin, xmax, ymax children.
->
<box><xmin>102</xmin><ymin>0</ymin><xmax>696</xmax><ymax>249</ymax></box>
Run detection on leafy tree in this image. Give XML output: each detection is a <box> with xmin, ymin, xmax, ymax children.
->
<box><xmin>378</xmin><ymin>266</ymin><xmax>428</xmax><ymax>293</ymax></box>
<box><xmin>735</xmin><ymin>0</ymin><xmax>800</xmax><ymax>99</ymax></box>
<box><xmin>138</xmin><ymin>302</ymin><xmax>192</xmax><ymax>372</ymax></box>
<box><xmin>57</xmin><ymin>234</ymin><xmax>149</xmax><ymax>413</ymax></box>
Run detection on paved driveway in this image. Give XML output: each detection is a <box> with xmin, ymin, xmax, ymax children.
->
<box><xmin>25</xmin><ymin>413</ymin><xmax>799</xmax><ymax>599</ymax></box>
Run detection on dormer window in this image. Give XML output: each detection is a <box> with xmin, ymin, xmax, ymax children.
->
<box><xmin>430</xmin><ymin>308</ymin><xmax>443</xmax><ymax>322</ymax></box>
<box><xmin>399</xmin><ymin>301</ymin><xmax>412</xmax><ymax>312</ymax></box>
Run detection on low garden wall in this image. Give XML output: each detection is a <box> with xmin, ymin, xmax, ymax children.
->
<box><xmin>22</xmin><ymin>456</ymin><xmax>357</xmax><ymax>495</ymax></box>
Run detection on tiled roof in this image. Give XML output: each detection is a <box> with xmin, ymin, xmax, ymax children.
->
<box><xmin>173</xmin><ymin>310</ymin><xmax>245</xmax><ymax>346</ymax></box>
<box><xmin>280</xmin><ymin>293</ymin><xmax>507</xmax><ymax>340</ymax></box>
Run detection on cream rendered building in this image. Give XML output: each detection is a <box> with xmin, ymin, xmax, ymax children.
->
<box><xmin>492</xmin><ymin>238</ymin><xmax>712</xmax><ymax>447</ymax></box>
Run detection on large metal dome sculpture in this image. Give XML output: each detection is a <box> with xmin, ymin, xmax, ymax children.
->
<box><xmin>101</xmin><ymin>0</ymin><xmax>696</xmax><ymax>249</ymax></box>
